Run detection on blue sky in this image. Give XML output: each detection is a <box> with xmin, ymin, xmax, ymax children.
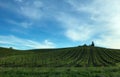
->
<box><xmin>0</xmin><ymin>0</ymin><xmax>120</xmax><ymax>49</ymax></box>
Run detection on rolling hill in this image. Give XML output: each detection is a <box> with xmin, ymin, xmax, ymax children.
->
<box><xmin>0</xmin><ymin>46</ymin><xmax>120</xmax><ymax>67</ymax></box>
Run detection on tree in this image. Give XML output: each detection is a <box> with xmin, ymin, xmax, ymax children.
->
<box><xmin>83</xmin><ymin>44</ymin><xmax>87</xmax><ymax>46</ymax></box>
<box><xmin>91</xmin><ymin>41</ymin><xmax>95</xmax><ymax>46</ymax></box>
<box><xmin>9</xmin><ymin>47</ymin><xmax>13</xmax><ymax>50</ymax></box>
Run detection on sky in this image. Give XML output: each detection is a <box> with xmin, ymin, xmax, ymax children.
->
<box><xmin>0</xmin><ymin>0</ymin><xmax>120</xmax><ymax>49</ymax></box>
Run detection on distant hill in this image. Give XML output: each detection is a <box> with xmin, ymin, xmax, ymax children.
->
<box><xmin>0</xmin><ymin>46</ymin><xmax>120</xmax><ymax>67</ymax></box>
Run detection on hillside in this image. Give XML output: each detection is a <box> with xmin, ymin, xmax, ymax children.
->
<box><xmin>0</xmin><ymin>46</ymin><xmax>120</xmax><ymax>67</ymax></box>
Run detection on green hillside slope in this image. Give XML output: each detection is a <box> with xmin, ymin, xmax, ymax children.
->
<box><xmin>0</xmin><ymin>46</ymin><xmax>120</xmax><ymax>67</ymax></box>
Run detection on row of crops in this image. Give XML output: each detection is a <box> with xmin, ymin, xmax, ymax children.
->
<box><xmin>0</xmin><ymin>46</ymin><xmax>120</xmax><ymax>67</ymax></box>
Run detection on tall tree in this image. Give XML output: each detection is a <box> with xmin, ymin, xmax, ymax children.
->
<box><xmin>91</xmin><ymin>41</ymin><xmax>95</xmax><ymax>46</ymax></box>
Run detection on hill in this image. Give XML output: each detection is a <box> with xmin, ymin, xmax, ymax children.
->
<box><xmin>0</xmin><ymin>46</ymin><xmax>120</xmax><ymax>67</ymax></box>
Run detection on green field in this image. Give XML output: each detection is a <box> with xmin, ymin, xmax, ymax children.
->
<box><xmin>0</xmin><ymin>46</ymin><xmax>120</xmax><ymax>77</ymax></box>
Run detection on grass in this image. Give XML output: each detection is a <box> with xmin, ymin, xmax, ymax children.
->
<box><xmin>0</xmin><ymin>46</ymin><xmax>120</xmax><ymax>67</ymax></box>
<box><xmin>0</xmin><ymin>46</ymin><xmax>120</xmax><ymax>77</ymax></box>
<box><xmin>0</xmin><ymin>67</ymin><xmax>120</xmax><ymax>77</ymax></box>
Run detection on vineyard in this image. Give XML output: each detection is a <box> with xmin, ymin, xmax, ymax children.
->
<box><xmin>0</xmin><ymin>46</ymin><xmax>120</xmax><ymax>67</ymax></box>
<box><xmin>0</xmin><ymin>46</ymin><xmax>120</xmax><ymax>77</ymax></box>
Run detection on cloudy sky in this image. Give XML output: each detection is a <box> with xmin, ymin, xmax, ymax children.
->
<box><xmin>0</xmin><ymin>0</ymin><xmax>120</xmax><ymax>49</ymax></box>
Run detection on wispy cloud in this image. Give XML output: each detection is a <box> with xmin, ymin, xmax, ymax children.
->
<box><xmin>0</xmin><ymin>35</ymin><xmax>55</xmax><ymax>49</ymax></box>
<box><xmin>7</xmin><ymin>19</ymin><xmax>32</xmax><ymax>28</ymax></box>
<box><xmin>0</xmin><ymin>1</ymin><xmax>18</xmax><ymax>12</ymax></box>
<box><xmin>1</xmin><ymin>0</ymin><xmax>45</xmax><ymax>20</ymax></box>
<box><xmin>64</xmin><ymin>0</ymin><xmax>120</xmax><ymax>49</ymax></box>
<box><xmin>1</xmin><ymin>0</ymin><xmax>120</xmax><ymax>49</ymax></box>
<box><xmin>19</xmin><ymin>0</ymin><xmax>44</xmax><ymax>20</ymax></box>
<box><xmin>15</xmin><ymin>0</ymin><xmax>23</xmax><ymax>2</ymax></box>
<box><xmin>57</xmin><ymin>13</ymin><xmax>95</xmax><ymax>41</ymax></box>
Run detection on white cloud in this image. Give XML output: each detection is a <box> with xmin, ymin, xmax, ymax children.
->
<box><xmin>59</xmin><ymin>0</ymin><xmax>120</xmax><ymax>48</ymax></box>
<box><xmin>57</xmin><ymin>13</ymin><xmax>95</xmax><ymax>42</ymax></box>
<box><xmin>66</xmin><ymin>28</ymin><xmax>93</xmax><ymax>41</ymax></box>
<box><xmin>0</xmin><ymin>0</ymin><xmax>44</xmax><ymax>20</ymax></box>
<box><xmin>19</xmin><ymin>0</ymin><xmax>44</xmax><ymax>20</ymax></box>
<box><xmin>33</xmin><ymin>0</ymin><xmax>43</xmax><ymax>8</ymax></box>
<box><xmin>0</xmin><ymin>35</ymin><xmax>55</xmax><ymax>49</ymax></box>
<box><xmin>7</xmin><ymin>19</ymin><xmax>32</xmax><ymax>28</ymax></box>
<box><xmin>15</xmin><ymin>0</ymin><xmax>120</xmax><ymax>49</ymax></box>
<box><xmin>1</xmin><ymin>0</ymin><xmax>120</xmax><ymax>49</ymax></box>
<box><xmin>0</xmin><ymin>1</ymin><xmax>18</xmax><ymax>11</ymax></box>
<box><xmin>95</xmin><ymin>35</ymin><xmax>120</xmax><ymax>49</ymax></box>
<box><xmin>15</xmin><ymin>0</ymin><xmax>23</xmax><ymax>2</ymax></box>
